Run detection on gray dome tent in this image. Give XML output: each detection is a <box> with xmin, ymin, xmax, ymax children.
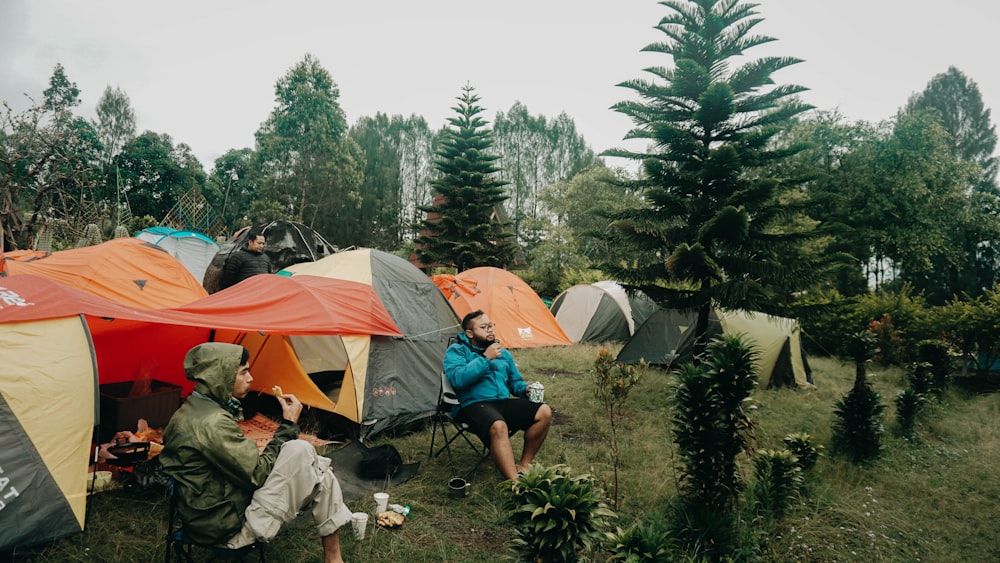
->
<box><xmin>550</xmin><ymin>281</ymin><xmax>658</xmax><ymax>343</ymax></box>
<box><xmin>617</xmin><ymin>308</ymin><xmax>813</xmax><ymax>389</ymax></box>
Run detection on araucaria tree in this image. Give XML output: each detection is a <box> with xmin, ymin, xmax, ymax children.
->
<box><xmin>603</xmin><ymin>0</ymin><xmax>821</xmax><ymax>355</ymax></box>
<box><xmin>415</xmin><ymin>84</ymin><xmax>515</xmax><ymax>271</ymax></box>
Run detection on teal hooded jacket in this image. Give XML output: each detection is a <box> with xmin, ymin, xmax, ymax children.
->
<box><xmin>159</xmin><ymin>342</ymin><xmax>299</xmax><ymax>546</ymax></box>
<box><xmin>444</xmin><ymin>332</ymin><xmax>528</xmax><ymax>413</ymax></box>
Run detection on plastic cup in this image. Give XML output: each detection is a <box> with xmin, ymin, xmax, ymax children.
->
<box><xmin>374</xmin><ymin>492</ymin><xmax>389</xmax><ymax>513</ymax></box>
<box><xmin>351</xmin><ymin>512</ymin><xmax>368</xmax><ymax>540</ymax></box>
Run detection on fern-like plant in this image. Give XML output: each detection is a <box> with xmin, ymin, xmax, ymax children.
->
<box><xmin>748</xmin><ymin>449</ymin><xmax>803</xmax><ymax>523</ymax></box>
<box><xmin>501</xmin><ymin>463</ymin><xmax>615</xmax><ymax>563</ymax></box>
<box><xmin>895</xmin><ymin>387</ymin><xmax>926</xmax><ymax>441</ymax></box>
<box><xmin>831</xmin><ymin>385</ymin><xmax>885</xmax><ymax>463</ymax></box>
<box><xmin>782</xmin><ymin>432</ymin><xmax>822</xmax><ymax>472</ymax></box>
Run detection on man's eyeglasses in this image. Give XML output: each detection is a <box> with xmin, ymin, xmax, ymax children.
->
<box><xmin>476</xmin><ymin>323</ymin><xmax>495</xmax><ymax>331</ymax></box>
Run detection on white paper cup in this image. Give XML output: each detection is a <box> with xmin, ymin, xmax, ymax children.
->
<box><xmin>351</xmin><ymin>512</ymin><xmax>368</xmax><ymax>540</ymax></box>
<box><xmin>374</xmin><ymin>492</ymin><xmax>389</xmax><ymax>513</ymax></box>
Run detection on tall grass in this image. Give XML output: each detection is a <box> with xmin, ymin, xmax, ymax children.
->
<box><xmin>14</xmin><ymin>346</ymin><xmax>1000</xmax><ymax>562</ymax></box>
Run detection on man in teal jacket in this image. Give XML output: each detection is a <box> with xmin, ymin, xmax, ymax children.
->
<box><xmin>444</xmin><ymin>310</ymin><xmax>552</xmax><ymax>480</ymax></box>
<box><xmin>160</xmin><ymin>343</ymin><xmax>351</xmax><ymax>563</ymax></box>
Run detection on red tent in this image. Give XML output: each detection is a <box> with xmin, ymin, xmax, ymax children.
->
<box><xmin>0</xmin><ymin>274</ymin><xmax>401</xmax><ymax>399</ymax></box>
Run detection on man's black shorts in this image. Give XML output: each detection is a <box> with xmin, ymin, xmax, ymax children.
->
<box><xmin>456</xmin><ymin>398</ymin><xmax>542</xmax><ymax>444</ymax></box>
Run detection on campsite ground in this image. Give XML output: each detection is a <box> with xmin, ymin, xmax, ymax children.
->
<box><xmin>13</xmin><ymin>343</ymin><xmax>1000</xmax><ymax>562</ymax></box>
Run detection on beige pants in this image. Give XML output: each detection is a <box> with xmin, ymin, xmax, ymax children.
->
<box><xmin>226</xmin><ymin>440</ymin><xmax>353</xmax><ymax>548</ymax></box>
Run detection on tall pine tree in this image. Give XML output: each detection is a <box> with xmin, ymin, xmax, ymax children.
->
<box><xmin>602</xmin><ymin>0</ymin><xmax>823</xmax><ymax>356</ymax></box>
<box><xmin>415</xmin><ymin>84</ymin><xmax>514</xmax><ymax>271</ymax></box>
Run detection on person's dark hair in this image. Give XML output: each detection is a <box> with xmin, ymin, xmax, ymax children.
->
<box><xmin>240</xmin><ymin>346</ymin><xmax>251</xmax><ymax>366</ymax></box>
<box><xmin>462</xmin><ymin>310</ymin><xmax>485</xmax><ymax>331</ymax></box>
<box><xmin>246</xmin><ymin>226</ymin><xmax>265</xmax><ymax>244</ymax></box>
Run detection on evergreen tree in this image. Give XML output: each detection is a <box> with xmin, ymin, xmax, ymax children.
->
<box><xmin>905</xmin><ymin>67</ymin><xmax>1000</xmax><ymax>299</ymax></box>
<box><xmin>415</xmin><ymin>84</ymin><xmax>515</xmax><ymax>271</ymax></box>
<box><xmin>602</xmin><ymin>0</ymin><xmax>823</xmax><ymax>355</ymax></box>
<box><xmin>253</xmin><ymin>54</ymin><xmax>364</xmax><ymax>246</ymax></box>
<box><xmin>905</xmin><ymin>66</ymin><xmax>998</xmax><ymax>194</ymax></box>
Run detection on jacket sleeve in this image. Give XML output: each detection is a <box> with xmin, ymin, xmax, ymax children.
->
<box><xmin>503</xmin><ymin>350</ymin><xmax>528</xmax><ymax>397</ymax></box>
<box><xmin>220</xmin><ymin>251</ymin><xmax>245</xmax><ymax>289</ymax></box>
<box><xmin>444</xmin><ymin>344</ymin><xmax>491</xmax><ymax>391</ymax></box>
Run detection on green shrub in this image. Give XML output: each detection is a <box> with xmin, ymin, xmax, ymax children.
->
<box><xmin>605</xmin><ymin>517</ymin><xmax>671</xmax><ymax>563</ymax></box>
<box><xmin>671</xmin><ymin>335</ymin><xmax>758</xmax><ymax>510</ymax></box>
<box><xmin>593</xmin><ymin>348</ymin><xmax>647</xmax><ymax>510</ymax></box>
<box><xmin>916</xmin><ymin>339</ymin><xmax>952</xmax><ymax>394</ymax></box>
<box><xmin>831</xmin><ymin>383</ymin><xmax>886</xmax><ymax>463</ymax></box>
<box><xmin>895</xmin><ymin>388</ymin><xmax>926</xmax><ymax>441</ymax></box>
<box><xmin>906</xmin><ymin>362</ymin><xmax>933</xmax><ymax>395</ymax></box>
<box><xmin>501</xmin><ymin>463</ymin><xmax>615</xmax><ymax>563</ymax></box>
<box><xmin>748</xmin><ymin>449</ymin><xmax>803</xmax><ymax>523</ymax></box>
<box><xmin>782</xmin><ymin>432</ymin><xmax>822</xmax><ymax>472</ymax></box>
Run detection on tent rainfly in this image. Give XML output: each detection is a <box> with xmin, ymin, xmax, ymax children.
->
<box><xmin>432</xmin><ymin>267</ymin><xmax>571</xmax><ymax>349</ymax></box>
<box><xmin>281</xmin><ymin>248</ymin><xmax>462</xmax><ymax>438</ymax></box>
<box><xmin>617</xmin><ymin>308</ymin><xmax>814</xmax><ymax>389</ymax></box>
<box><xmin>0</xmin><ymin>238</ymin><xmax>208</xmax><ymax>308</ymax></box>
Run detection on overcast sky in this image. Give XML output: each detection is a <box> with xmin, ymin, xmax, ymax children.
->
<box><xmin>2</xmin><ymin>0</ymin><xmax>998</xmax><ymax>173</ymax></box>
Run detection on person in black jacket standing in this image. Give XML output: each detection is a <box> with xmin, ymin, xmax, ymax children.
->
<box><xmin>220</xmin><ymin>228</ymin><xmax>271</xmax><ymax>290</ymax></box>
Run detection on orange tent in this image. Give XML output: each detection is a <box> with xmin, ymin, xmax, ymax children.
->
<box><xmin>432</xmin><ymin>267</ymin><xmax>570</xmax><ymax>348</ymax></box>
<box><xmin>0</xmin><ymin>238</ymin><xmax>207</xmax><ymax>308</ymax></box>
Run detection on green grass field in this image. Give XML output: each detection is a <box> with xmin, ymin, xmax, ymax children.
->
<box><xmin>16</xmin><ymin>342</ymin><xmax>1000</xmax><ymax>562</ymax></box>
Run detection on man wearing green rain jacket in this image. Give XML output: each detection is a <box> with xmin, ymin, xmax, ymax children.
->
<box><xmin>160</xmin><ymin>343</ymin><xmax>351</xmax><ymax>563</ymax></box>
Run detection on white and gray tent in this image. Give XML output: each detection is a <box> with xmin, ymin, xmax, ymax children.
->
<box><xmin>550</xmin><ymin>281</ymin><xmax>659</xmax><ymax>343</ymax></box>
<box><xmin>136</xmin><ymin>227</ymin><xmax>219</xmax><ymax>283</ymax></box>
<box><xmin>617</xmin><ymin>308</ymin><xmax>813</xmax><ymax>388</ymax></box>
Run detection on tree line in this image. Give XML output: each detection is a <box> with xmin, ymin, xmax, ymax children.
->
<box><xmin>2</xmin><ymin>0</ymin><xmax>999</xmax><ymax>318</ymax></box>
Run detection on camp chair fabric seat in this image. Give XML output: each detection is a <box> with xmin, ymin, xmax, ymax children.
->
<box><xmin>427</xmin><ymin>370</ymin><xmax>494</xmax><ymax>480</ymax></box>
<box><xmin>163</xmin><ymin>479</ymin><xmax>266</xmax><ymax>562</ymax></box>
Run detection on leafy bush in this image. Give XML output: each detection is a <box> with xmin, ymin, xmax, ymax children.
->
<box><xmin>748</xmin><ymin>449</ymin><xmax>803</xmax><ymax>522</ymax></box>
<box><xmin>671</xmin><ymin>335</ymin><xmax>759</xmax><ymax>510</ymax></box>
<box><xmin>895</xmin><ymin>388</ymin><xmax>926</xmax><ymax>441</ymax></box>
<box><xmin>593</xmin><ymin>348</ymin><xmax>647</xmax><ymax>510</ymax></box>
<box><xmin>501</xmin><ymin>463</ymin><xmax>615</xmax><ymax>563</ymax></box>
<box><xmin>832</xmin><ymin>332</ymin><xmax>886</xmax><ymax>463</ymax></box>
<box><xmin>782</xmin><ymin>432</ymin><xmax>822</xmax><ymax>472</ymax></box>
<box><xmin>916</xmin><ymin>339</ymin><xmax>952</xmax><ymax>394</ymax></box>
<box><xmin>605</xmin><ymin>517</ymin><xmax>671</xmax><ymax>563</ymax></box>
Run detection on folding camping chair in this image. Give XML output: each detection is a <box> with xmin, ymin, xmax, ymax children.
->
<box><xmin>427</xmin><ymin>367</ymin><xmax>493</xmax><ymax>480</ymax></box>
<box><xmin>163</xmin><ymin>478</ymin><xmax>266</xmax><ymax>562</ymax></box>
<box><xmin>427</xmin><ymin>337</ymin><xmax>518</xmax><ymax>479</ymax></box>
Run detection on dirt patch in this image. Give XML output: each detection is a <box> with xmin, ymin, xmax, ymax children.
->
<box><xmin>558</xmin><ymin>431</ymin><xmax>600</xmax><ymax>445</ymax></box>
<box><xmin>535</xmin><ymin>367</ymin><xmax>581</xmax><ymax>378</ymax></box>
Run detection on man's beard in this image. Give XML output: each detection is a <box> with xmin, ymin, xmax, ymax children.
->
<box><xmin>472</xmin><ymin>334</ymin><xmax>496</xmax><ymax>348</ymax></box>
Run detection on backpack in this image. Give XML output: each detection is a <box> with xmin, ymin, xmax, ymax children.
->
<box><xmin>359</xmin><ymin>444</ymin><xmax>403</xmax><ymax>480</ymax></box>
